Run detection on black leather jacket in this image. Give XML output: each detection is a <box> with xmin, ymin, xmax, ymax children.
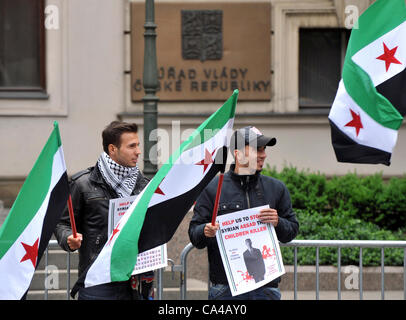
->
<box><xmin>54</xmin><ymin>165</ymin><xmax>149</xmax><ymax>278</ymax></box>
<box><xmin>189</xmin><ymin>165</ymin><xmax>299</xmax><ymax>287</ymax></box>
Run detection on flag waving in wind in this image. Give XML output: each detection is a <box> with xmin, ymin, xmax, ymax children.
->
<box><xmin>328</xmin><ymin>0</ymin><xmax>406</xmax><ymax>165</ymax></box>
<box><xmin>76</xmin><ymin>90</ymin><xmax>238</xmax><ymax>292</ymax></box>
<box><xmin>0</xmin><ymin>122</ymin><xmax>69</xmax><ymax>299</ymax></box>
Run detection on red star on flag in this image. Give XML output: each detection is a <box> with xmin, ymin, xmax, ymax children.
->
<box><xmin>20</xmin><ymin>238</ymin><xmax>39</xmax><ymax>268</ymax></box>
<box><xmin>345</xmin><ymin>108</ymin><xmax>363</xmax><ymax>137</ymax></box>
<box><xmin>195</xmin><ymin>148</ymin><xmax>217</xmax><ymax>173</ymax></box>
<box><xmin>108</xmin><ymin>222</ymin><xmax>120</xmax><ymax>245</ymax></box>
<box><xmin>376</xmin><ymin>42</ymin><xmax>402</xmax><ymax>72</ymax></box>
<box><xmin>154</xmin><ymin>178</ymin><xmax>165</xmax><ymax>195</ymax></box>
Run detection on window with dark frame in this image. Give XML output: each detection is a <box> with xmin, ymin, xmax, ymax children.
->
<box><xmin>299</xmin><ymin>28</ymin><xmax>351</xmax><ymax>109</ymax></box>
<box><xmin>0</xmin><ymin>0</ymin><xmax>47</xmax><ymax>99</ymax></box>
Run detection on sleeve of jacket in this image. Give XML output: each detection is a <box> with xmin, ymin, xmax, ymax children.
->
<box><xmin>274</xmin><ymin>182</ymin><xmax>299</xmax><ymax>243</ymax></box>
<box><xmin>53</xmin><ymin>179</ymin><xmax>82</xmax><ymax>252</ymax></box>
<box><xmin>188</xmin><ymin>183</ymin><xmax>215</xmax><ymax>249</ymax></box>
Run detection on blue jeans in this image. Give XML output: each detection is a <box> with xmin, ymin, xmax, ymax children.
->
<box><xmin>209</xmin><ymin>284</ymin><xmax>281</xmax><ymax>300</ymax></box>
<box><xmin>78</xmin><ymin>281</ymin><xmax>133</xmax><ymax>300</ymax></box>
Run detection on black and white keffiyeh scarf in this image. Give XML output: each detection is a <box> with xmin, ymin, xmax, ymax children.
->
<box><xmin>97</xmin><ymin>152</ymin><xmax>140</xmax><ymax>198</ymax></box>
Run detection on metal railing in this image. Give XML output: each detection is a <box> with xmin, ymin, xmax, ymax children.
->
<box><xmin>43</xmin><ymin>239</ymin><xmax>406</xmax><ymax>300</ymax></box>
<box><xmin>45</xmin><ymin>240</ymin><xmax>166</xmax><ymax>300</ymax></box>
<box><xmin>45</xmin><ymin>240</ymin><xmax>72</xmax><ymax>300</ymax></box>
<box><xmin>177</xmin><ymin>240</ymin><xmax>406</xmax><ymax>300</ymax></box>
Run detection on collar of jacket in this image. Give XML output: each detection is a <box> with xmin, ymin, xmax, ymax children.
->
<box><xmin>88</xmin><ymin>164</ymin><xmax>148</xmax><ymax>195</ymax></box>
<box><xmin>88</xmin><ymin>165</ymin><xmax>106</xmax><ymax>185</ymax></box>
<box><xmin>228</xmin><ymin>163</ymin><xmax>261</xmax><ymax>189</ymax></box>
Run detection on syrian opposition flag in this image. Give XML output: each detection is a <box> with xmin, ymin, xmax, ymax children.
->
<box><xmin>0</xmin><ymin>122</ymin><xmax>69</xmax><ymax>299</ymax></box>
<box><xmin>328</xmin><ymin>0</ymin><xmax>406</xmax><ymax>165</ymax></box>
<box><xmin>77</xmin><ymin>90</ymin><xmax>238</xmax><ymax>292</ymax></box>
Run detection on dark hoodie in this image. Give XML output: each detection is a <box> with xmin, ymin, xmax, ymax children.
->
<box><xmin>188</xmin><ymin>164</ymin><xmax>299</xmax><ymax>287</ymax></box>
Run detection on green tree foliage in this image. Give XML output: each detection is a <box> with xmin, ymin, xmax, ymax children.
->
<box><xmin>262</xmin><ymin>166</ymin><xmax>406</xmax><ymax>265</ymax></box>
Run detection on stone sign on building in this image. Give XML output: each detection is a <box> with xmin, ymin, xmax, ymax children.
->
<box><xmin>131</xmin><ymin>1</ymin><xmax>271</xmax><ymax>101</ymax></box>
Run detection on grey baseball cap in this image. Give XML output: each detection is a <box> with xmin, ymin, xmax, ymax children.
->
<box><xmin>230</xmin><ymin>126</ymin><xmax>277</xmax><ymax>152</ymax></box>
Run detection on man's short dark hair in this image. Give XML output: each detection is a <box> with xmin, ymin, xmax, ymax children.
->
<box><xmin>102</xmin><ymin>121</ymin><xmax>138</xmax><ymax>153</ymax></box>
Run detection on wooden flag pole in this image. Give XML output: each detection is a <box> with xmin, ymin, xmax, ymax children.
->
<box><xmin>211</xmin><ymin>173</ymin><xmax>225</xmax><ymax>226</ymax></box>
<box><xmin>67</xmin><ymin>194</ymin><xmax>78</xmax><ymax>238</ymax></box>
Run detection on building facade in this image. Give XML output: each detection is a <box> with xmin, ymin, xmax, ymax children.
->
<box><xmin>1</xmin><ymin>0</ymin><xmax>405</xmax><ymax>208</ymax></box>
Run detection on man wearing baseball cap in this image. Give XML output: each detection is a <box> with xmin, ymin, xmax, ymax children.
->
<box><xmin>229</xmin><ymin>126</ymin><xmax>277</xmax><ymax>174</ymax></box>
<box><xmin>189</xmin><ymin>126</ymin><xmax>299</xmax><ymax>300</ymax></box>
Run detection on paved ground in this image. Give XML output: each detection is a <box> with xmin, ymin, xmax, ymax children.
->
<box><xmin>280</xmin><ymin>290</ymin><xmax>404</xmax><ymax>300</ymax></box>
<box><xmin>171</xmin><ymin>279</ymin><xmax>405</xmax><ymax>300</ymax></box>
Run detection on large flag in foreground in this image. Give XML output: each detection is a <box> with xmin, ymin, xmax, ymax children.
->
<box><xmin>328</xmin><ymin>0</ymin><xmax>406</xmax><ymax>165</ymax></box>
<box><xmin>0</xmin><ymin>122</ymin><xmax>69</xmax><ymax>299</ymax></box>
<box><xmin>80</xmin><ymin>90</ymin><xmax>238</xmax><ymax>290</ymax></box>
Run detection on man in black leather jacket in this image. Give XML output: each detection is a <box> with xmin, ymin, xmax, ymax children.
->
<box><xmin>55</xmin><ymin>121</ymin><xmax>152</xmax><ymax>300</ymax></box>
<box><xmin>189</xmin><ymin>126</ymin><xmax>299</xmax><ymax>300</ymax></box>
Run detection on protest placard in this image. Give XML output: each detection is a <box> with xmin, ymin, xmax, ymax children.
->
<box><xmin>109</xmin><ymin>196</ymin><xmax>167</xmax><ymax>275</ymax></box>
<box><xmin>216</xmin><ymin>205</ymin><xmax>285</xmax><ymax>296</ymax></box>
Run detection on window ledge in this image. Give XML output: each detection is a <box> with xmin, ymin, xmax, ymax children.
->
<box><xmin>119</xmin><ymin>108</ymin><xmax>330</xmax><ymax>118</ymax></box>
<box><xmin>118</xmin><ymin>108</ymin><xmax>332</xmax><ymax>126</ymax></box>
<box><xmin>0</xmin><ymin>91</ymin><xmax>49</xmax><ymax>100</ymax></box>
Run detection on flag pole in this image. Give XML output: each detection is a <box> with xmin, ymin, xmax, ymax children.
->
<box><xmin>211</xmin><ymin>173</ymin><xmax>224</xmax><ymax>226</ymax></box>
<box><xmin>67</xmin><ymin>195</ymin><xmax>77</xmax><ymax>238</ymax></box>
<box><xmin>54</xmin><ymin>120</ymin><xmax>78</xmax><ymax>239</ymax></box>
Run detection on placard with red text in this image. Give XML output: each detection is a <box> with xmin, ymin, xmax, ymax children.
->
<box><xmin>216</xmin><ymin>205</ymin><xmax>285</xmax><ymax>296</ymax></box>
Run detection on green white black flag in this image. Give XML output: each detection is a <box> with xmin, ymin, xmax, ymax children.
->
<box><xmin>328</xmin><ymin>0</ymin><xmax>406</xmax><ymax>165</ymax></box>
<box><xmin>0</xmin><ymin>123</ymin><xmax>69</xmax><ymax>299</ymax></box>
<box><xmin>78</xmin><ymin>90</ymin><xmax>238</xmax><ymax>291</ymax></box>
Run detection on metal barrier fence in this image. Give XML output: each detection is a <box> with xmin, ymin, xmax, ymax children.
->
<box><xmin>177</xmin><ymin>240</ymin><xmax>406</xmax><ymax>300</ymax></box>
<box><xmin>44</xmin><ymin>239</ymin><xmax>406</xmax><ymax>300</ymax></box>
<box><xmin>45</xmin><ymin>240</ymin><xmax>166</xmax><ymax>300</ymax></box>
